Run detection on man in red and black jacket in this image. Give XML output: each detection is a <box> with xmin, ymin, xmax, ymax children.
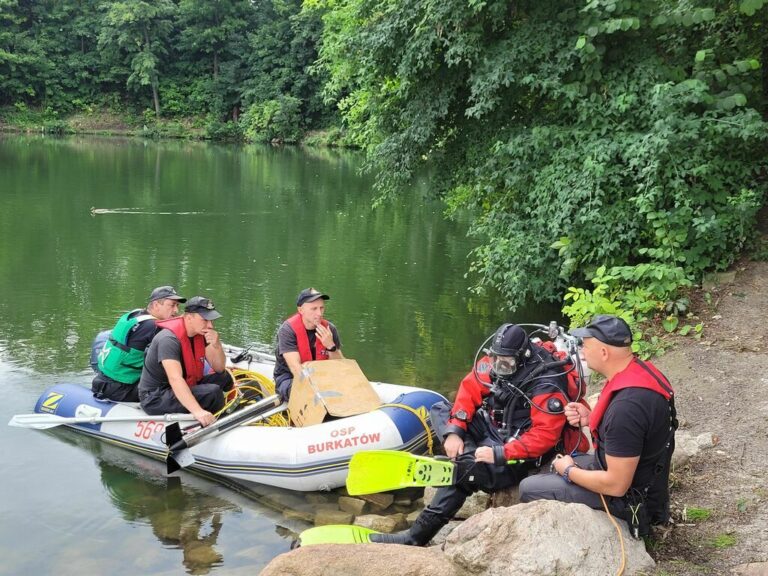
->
<box><xmin>372</xmin><ymin>323</ymin><xmax>585</xmax><ymax>546</ymax></box>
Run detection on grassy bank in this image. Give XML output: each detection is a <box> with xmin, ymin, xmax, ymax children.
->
<box><xmin>0</xmin><ymin>105</ymin><xmax>350</xmax><ymax>147</ymax></box>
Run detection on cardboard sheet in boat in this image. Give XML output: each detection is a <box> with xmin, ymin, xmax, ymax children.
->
<box><xmin>288</xmin><ymin>359</ymin><xmax>381</xmax><ymax>426</ymax></box>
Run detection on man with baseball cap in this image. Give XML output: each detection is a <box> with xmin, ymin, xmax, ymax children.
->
<box><xmin>519</xmin><ymin>314</ymin><xmax>677</xmax><ymax>538</ymax></box>
<box><xmin>92</xmin><ymin>285</ymin><xmax>187</xmax><ymax>402</ymax></box>
<box><xmin>273</xmin><ymin>287</ymin><xmax>344</xmax><ymax>401</ymax></box>
<box><xmin>139</xmin><ymin>296</ymin><xmax>232</xmax><ymax>427</ymax></box>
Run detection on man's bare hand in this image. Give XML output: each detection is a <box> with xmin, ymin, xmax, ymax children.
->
<box><xmin>564</xmin><ymin>402</ymin><xmax>590</xmax><ymax>427</ymax></box>
<box><xmin>316</xmin><ymin>324</ymin><xmax>335</xmax><ymax>349</ymax></box>
<box><xmin>202</xmin><ymin>328</ymin><xmax>220</xmax><ymax>347</ymax></box>
<box><xmin>474</xmin><ymin>446</ymin><xmax>495</xmax><ymax>464</ymax></box>
<box><xmin>443</xmin><ymin>433</ymin><xmax>464</xmax><ymax>459</ymax></box>
<box><xmin>193</xmin><ymin>409</ymin><xmax>216</xmax><ymax>427</ymax></box>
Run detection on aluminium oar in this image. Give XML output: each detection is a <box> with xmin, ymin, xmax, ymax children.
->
<box><xmin>165</xmin><ymin>394</ymin><xmax>286</xmax><ymax>474</ymax></box>
<box><xmin>8</xmin><ymin>412</ymin><xmax>197</xmax><ymax>430</ymax></box>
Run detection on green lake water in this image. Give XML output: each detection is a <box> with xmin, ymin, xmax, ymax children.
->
<box><xmin>0</xmin><ymin>135</ymin><xmax>560</xmax><ymax>574</ymax></box>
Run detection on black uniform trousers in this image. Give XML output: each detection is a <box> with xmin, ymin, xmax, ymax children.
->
<box><xmin>141</xmin><ymin>371</ymin><xmax>233</xmax><ymax>415</ymax></box>
<box><xmin>412</xmin><ymin>402</ymin><xmax>536</xmax><ymax>543</ymax></box>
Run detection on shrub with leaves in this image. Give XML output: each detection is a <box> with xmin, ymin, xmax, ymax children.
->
<box><xmin>241</xmin><ymin>95</ymin><xmax>303</xmax><ymax>143</ymax></box>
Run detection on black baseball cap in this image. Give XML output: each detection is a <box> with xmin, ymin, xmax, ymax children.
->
<box><xmin>296</xmin><ymin>288</ymin><xmax>330</xmax><ymax>307</ymax></box>
<box><xmin>185</xmin><ymin>296</ymin><xmax>222</xmax><ymax>320</ymax></box>
<box><xmin>571</xmin><ymin>315</ymin><xmax>633</xmax><ymax>347</ymax></box>
<box><xmin>149</xmin><ymin>286</ymin><xmax>186</xmax><ymax>303</ymax></box>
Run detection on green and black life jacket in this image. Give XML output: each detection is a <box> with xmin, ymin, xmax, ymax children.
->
<box><xmin>97</xmin><ymin>309</ymin><xmax>154</xmax><ymax>384</ymax></box>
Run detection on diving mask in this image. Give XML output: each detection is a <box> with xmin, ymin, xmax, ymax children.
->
<box><xmin>492</xmin><ymin>355</ymin><xmax>518</xmax><ymax>377</ymax></box>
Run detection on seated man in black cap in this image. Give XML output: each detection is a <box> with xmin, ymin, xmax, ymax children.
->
<box><xmin>373</xmin><ymin>323</ymin><xmax>587</xmax><ymax>546</ymax></box>
<box><xmin>138</xmin><ymin>296</ymin><xmax>233</xmax><ymax>427</ymax></box>
<box><xmin>519</xmin><ymin>314</ymin><xmax>677</xmax><ymax>538</ymax></box>
<box><xmin>273</xmin><ymin>287</ymin><xmax>344</xmax><ymax>402</ymax></box>
<box><xmin>92</xmin><ymin>286</ymin><xmax>187</xmax><ymax>402</ymax></box>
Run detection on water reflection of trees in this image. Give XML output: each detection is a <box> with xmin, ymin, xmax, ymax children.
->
<box><xmin>1</xmin><ymin>137</ymin><xmax>551</xmax><ymax>390</ymax></box>
<box><xmin>97</xmin><ymin>456</ymin><xmax>238</xmax><ymax>575</ymax></box>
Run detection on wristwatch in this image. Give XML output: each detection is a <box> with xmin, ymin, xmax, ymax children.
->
<box><xmin>563</xmin><ymin>464</ymin><xmax>579</xmax><ymax>484</ymax></box>
<box><xmin>452</xmin><ymin>410</ymin><xmax>468</xmax><ymax>422</ymax></box>
<box><xmin>326</xmin><ymin>344</ymin><xmax>338</xmax><ymax>352</ymax></box>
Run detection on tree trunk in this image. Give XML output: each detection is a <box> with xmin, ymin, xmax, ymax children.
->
<box><xmin>152</xmin><ymin>79</ymin><xmax>161</xmax><ymax>118</ymax></box>
<box><xmin>762</xmin><ymin>26</ymin><xmax>768</xmax><ymax>119</ymax></box>
<box><xmin>144</xmin><ymin>27</ymin><xmax>161</xmax><ymax>118</ymax></box>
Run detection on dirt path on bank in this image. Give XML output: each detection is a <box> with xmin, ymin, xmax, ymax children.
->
<box><xmin>650</xmin><ymin>259</ymin><xmax>768</xmax><ymax>575</ymax></box>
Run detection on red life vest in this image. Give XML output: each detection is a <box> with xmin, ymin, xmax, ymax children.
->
<box><xmin>156</xmin><ymin>317</ymin><xmax>206</xmax><ymax>387</ymax></box>
<box><xmin>589</xmin><ymin>357</ymin><xmax>673</xmax><ymax>447</ymax></box>
<box><xmin>287</xmin><ymin>313</ymin><xmax>330</xmax><ymax>362</ymax></box>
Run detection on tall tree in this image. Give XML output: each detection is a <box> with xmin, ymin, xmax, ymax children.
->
<box><xmin>98</xmin><ymin>0</ymin><xmax>176</xmax><ymax>117</ymax></box>
<box><xmin>177</xmin><ymin>0</ymin><xmax>250</xmax><ymax>80</ymax></box>
<box><xmin>175</xmin><ymin>0</ymin><xmax>252</xmax><ymax>120</ymax></box>
<box><xmin>242</xmin><ymin>0</ymin><xmax>328</xmax><ymax>125</ymax></box>
<box><xmin>0</xmin><ymin>0</ymin><xmax>48</xmax><ymax>105</ymax></box>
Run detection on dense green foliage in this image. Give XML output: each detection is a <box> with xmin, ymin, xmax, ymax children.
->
<box><xmin>312</xmin><ymin>0</ymin><xmax>768</xmax><ymax>318</ymax></box>
<box><xmin>2</xmin><ymin>0</ymin><xmax>767</xmax><ymax>327</ymax></box>
<box><xmin>0</xmin><ymin>0</ymin><xmax>329</xmax><ymax>141</ymax></box>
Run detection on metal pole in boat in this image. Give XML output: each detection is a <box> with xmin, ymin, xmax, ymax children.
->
<box><xmin>165</xmin><ymin>394</ymin><xmax>285</xmax><ymax>474</ymax></box>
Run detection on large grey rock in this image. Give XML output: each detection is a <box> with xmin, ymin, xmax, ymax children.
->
<box><xmin>443</xmin><ymin>500</ymin><xmax>655</xmax><ymax>576</ymax></box>
<box><xmin>260</xmin><ymin>544</ymin><xmax>461</xmax><ymax>576</ymax></box>
<box><xmin>429</xmin><ymin>520</ymin><xmax>462</xmax><ymax>546</ymax></box>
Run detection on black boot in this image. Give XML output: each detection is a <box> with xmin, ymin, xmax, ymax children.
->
<box><xmin>369</xmin><ymin>512</ymin><xmax>446</xmax><ymax>546</ymax></box>
<box><xmin>369</xmin><ymin>529</ymin><xmax>422</xmax><ymax>545</ymax></box>
<box><xmin>370</xmin><ymin>485</ymin><xmax>470</xmax><ymax>546</ymax></box>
